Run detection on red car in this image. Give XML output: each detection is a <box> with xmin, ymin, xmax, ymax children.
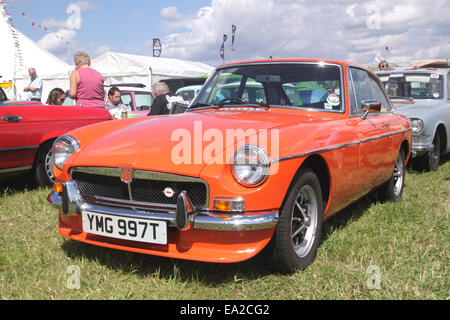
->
<box><xmin>0</xmin><ymin>95</ymin><xmax>112</xmax><ymax>186</ymax></box>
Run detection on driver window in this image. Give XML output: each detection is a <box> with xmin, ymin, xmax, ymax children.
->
<box><xmin>350</xmin><ymin>68</ymin><xmax>392</xmax><ymax>114</ymax></box>
<box><xmin>368</xmin><ymin>76</ymin><xmax>392</xmax><ymax>112</ymax></box>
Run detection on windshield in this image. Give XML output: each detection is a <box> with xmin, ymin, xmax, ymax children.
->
<box><xmin>379</xmin><ymin>73</ymin><xmax>443</xmax><ymax>100</ymax></box>
<box><xmin>192</xmin><ymin>63</ymin><xmax>343</xmax><ymax>111</ymax></box>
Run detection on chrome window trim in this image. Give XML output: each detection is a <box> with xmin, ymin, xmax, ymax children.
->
<box><xmin>193</xmin><ymin>61</ymin><xmax>346</xmax><ymax>114</ymax></box>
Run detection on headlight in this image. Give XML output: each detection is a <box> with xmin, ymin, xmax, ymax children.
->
<box><xmin>53</xmin><ymin>135</ymin><xmax>80</xmax><ymax>169</ymax></box>
<box><xmin>231</xmin><ymin>145</ymin><xmax>270</xmax><ymax>187</ymax></box>
<box><xmin>410</xmin><ymin>118</ymin><xmax>424</xmax><ymax>135</ymax></box>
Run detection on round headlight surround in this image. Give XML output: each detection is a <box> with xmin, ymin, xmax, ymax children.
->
<box><xmin>410</xmin><ymin>118</ymin><xmax>424</xmax><ymax>135</ymax></box>
<box><xmin>231</xmin><ymin>145</ymin><xmax>271</xmax><ymax>187</ymax></box>
<box><xmin>53</xmin><ymin>135</ymin><xmax>80</xmax><ymax>170</ymax></box>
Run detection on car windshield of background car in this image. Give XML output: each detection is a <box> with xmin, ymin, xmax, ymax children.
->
<box><xmin>120</xmin><ymin>93</ymin><xmax>133</xmax><ymax>108</ymax></box>
<box><xmin>383</xmin><ymin>73</ymin><xmax>443</xmax><ymax>100</ymax></box>
<box><xmin>134</xmin><ymin>93</ymin><xmax>153</xmax><ymax>111</ymax></box>
<box><xmin>194</xmin><ymin>63</ymin><xmax>343</xmax><ymax>112</ymax></box>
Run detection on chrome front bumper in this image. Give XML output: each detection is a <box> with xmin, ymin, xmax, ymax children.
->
<box><xmin>411</xmin><ymin>143</ymin><xmax>434</xmax><ymax>158</ymax></box>
<box><xmin>48</xmin><ymin>181</ymin><xmax>279</xmax><ymax>232</ymax></box>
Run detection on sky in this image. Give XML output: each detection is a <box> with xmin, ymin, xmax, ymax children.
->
<box><xmin>3</xmin><ymin>0</ymin><xmax>450</xmax><ymax>68</ymax></box>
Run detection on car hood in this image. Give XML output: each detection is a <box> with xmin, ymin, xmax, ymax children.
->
<box><xmin>68</xmin><ymin>108</ymin><xmax>326</xmax><ymax>177</ymax></box>
<box><xmin>392</xmin><ymin>99</ymin><xmax>442</xmax><ymax>119</ymax></box>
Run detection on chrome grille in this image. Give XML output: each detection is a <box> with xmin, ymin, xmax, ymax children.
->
<box><xmin>70</xmin><ymin>167</ymin><xmax>209</xmax><ymax>209</ymax></box>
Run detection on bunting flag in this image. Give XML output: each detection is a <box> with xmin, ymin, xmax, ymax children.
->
<box><xmin>0</xmin><ymin>2</ymin><xmax>25</xmax><ymax>71</ymax></box>
<box><xmin>0</xmin><ymin>1</ymin><xmax>76</xmax><ymax>49</ymax></box>
<box><xmin>220</xmin><ymin>34</ymin><xmax>227</xmax><ymax>62</ymax></box>
<box><xmin>231</xmin><ymin>25</ymin><xmax>237</xmax><ymax>51</ymax></box>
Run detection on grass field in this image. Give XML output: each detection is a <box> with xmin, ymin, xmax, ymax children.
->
<box><xmin>0</xmin><ymin>157</ymin><xmax>448</xmax><ymax>300</ymax></box>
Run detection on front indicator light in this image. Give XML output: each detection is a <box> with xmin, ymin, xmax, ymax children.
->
<box><xmin>213</xmin><ymin>198</ymin><xmax>245</xmax><ymax>212</ymax></box>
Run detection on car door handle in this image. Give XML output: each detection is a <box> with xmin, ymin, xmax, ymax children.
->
<box><xmin>382</xmin><ymin>123</ymin><xmax>391</xmax><ymax>130</ymax></box>
<box><xmin>1</xmin><ymin>116</ymin><xmax>23</xmax><ymax>122</ymax></box>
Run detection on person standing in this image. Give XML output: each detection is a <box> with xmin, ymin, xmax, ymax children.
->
<box><xmin>23</xmin><ymin>68</ymin><xmax>42</xmax><ymax>101</ymax></box>
<box><xmin>69</xmin><ymin>51</ymin><xmax>104</xmax><ymax>107</ymax></box>
<box><xmin>147</xmin><ymin>82</ymin><xmax>172</xmax><ymax>115</ymax></box>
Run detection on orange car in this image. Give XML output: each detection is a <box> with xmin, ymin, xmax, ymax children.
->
<box><xmin>48</xmin><ymin>59</ymin><xmax>412</xmax><ymax>273</ymax></box>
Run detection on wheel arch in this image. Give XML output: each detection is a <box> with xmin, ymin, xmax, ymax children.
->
<box><xmin>280</xmin><ymin>154</ymin><xmax>330</xmax><ymax>215</ymax></box>
<box><xmin>435</xmin><ymin>123</ymin><xmax>447</xmax><ymax>153</ymax></box>
<box><xmin>31</xmin><ymin>138</ymin><xmax>56</xmax><ymax>170</ymax></box>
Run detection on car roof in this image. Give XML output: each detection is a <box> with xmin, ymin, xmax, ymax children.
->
<box><xmin>218</xmin><ymin>58</ymin><xmax>356</xmax><ymax>68</ymax></box>
<box><xmin>376</xmin><ymin>68</ymin><xmax>448</xmax><ymax>76</ymax></box>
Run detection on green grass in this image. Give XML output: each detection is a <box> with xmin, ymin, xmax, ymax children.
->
<box><xmin>0</xmin><ymin>158</ymin><xmax>448</xmax><ymax>300</ymax></box>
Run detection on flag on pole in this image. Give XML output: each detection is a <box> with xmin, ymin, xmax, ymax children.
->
<box><xmin>231</xmin><ymin>25</ymin><xmax>237</xmax><ymax>50</ymax></box>
<box><xmin>220</xmin><ymin>34</ymin><xmax>227</xmax><ymax>62</ymax></box>
<box><xmin>153</xmin><ymin>38</ymin><xmax>162</xmax><ymax>57</ymax></box>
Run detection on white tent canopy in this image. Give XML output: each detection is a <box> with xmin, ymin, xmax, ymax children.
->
<box><xmin>92</xmin><ymin>52</ymin><xmax>214</xmax><ymax>90</ymax></box>
<box><xmin>0</xmin><ymin>3</ymin><xmax>73</xmax><ymax>101</ymax></box>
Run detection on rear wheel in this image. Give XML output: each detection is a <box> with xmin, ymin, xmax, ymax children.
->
<box><xmin>35</xmin><ymin>141</ymin><xmax>55</xmax><ymax>187</ymax></box>
<box><xmin>379</xmin><ymin>149</ymin><xmax>405</xmax><ymax>202</ymax></box>
<box><xmin>269</xmin><ymin>168</ymin><xmax>323</xmax><ymax>273</ymax></box>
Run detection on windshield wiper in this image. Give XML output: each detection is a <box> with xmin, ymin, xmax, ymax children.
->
<box><xmin>189</xmin><ymin>103</ymin><xmax>214</xmax><ymax>109</ymax></box>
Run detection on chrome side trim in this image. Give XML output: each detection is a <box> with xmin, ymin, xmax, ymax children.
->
<box><xmin>0</xmin><ymin>146</ymin><xmax>38</xmax><ymax>153</ymax></box>
<box><xmin>274</xmin><ymin>129</ymin><xmax>411</xmax><ymax>163</ymax></box>
<box><xmin>0</xmin><ymin>166</ymin><xmax>32</xmax><ymax>174</ymax></box>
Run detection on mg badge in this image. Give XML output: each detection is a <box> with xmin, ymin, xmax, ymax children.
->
<box><xmin>120</xmin><ymin>167</ymin><xmax>133</xmax><ymax>184</ymax></box>
<box><xmin>163</xmin><ymin>187</ymin><xmax>175</xmax><ymax>198</ymax></box>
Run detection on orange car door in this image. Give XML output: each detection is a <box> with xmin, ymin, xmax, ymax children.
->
<box><xmin>350</xmin><ymin>67</ymin><xmax>394</xmax><ymax>195</ymax></box>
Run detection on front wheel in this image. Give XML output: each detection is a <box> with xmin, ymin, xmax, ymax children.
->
<box><xmin>427</xmin><ymin>132</ymin><xmax>441</xmax><ymax>171</ymax></box>
<box><xmin>35</xmin><ymin>141</ymin><xmax>55</xmax><ymax>187</ymax></box>
<box><xmin>269</xmin><ymin>168</ymin><xmax>323</xmax><ymax>273</ymax></box>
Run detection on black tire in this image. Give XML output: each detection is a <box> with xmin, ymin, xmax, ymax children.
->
<box><xmin>413</xmin><ymin>132</ymin><xmax>441</xmax><ymax>172</ymax></box>
<box><xmin>268</xmin><ymin>167</ymin><xmax>323</xmax><ymax>273</ymax></box>
<box><xmin>34</xmin><ymin>141</ymin><xmax>55</xmax><ymax>187</ymax></box>
<box><xmin>427</xmin><ymin>132</ymin><xmax>441</xmax><ymax>171</ymax></box>
<box><xmin>378</xmin><ymin>149</ymin><xmax>405</xmax><ymax>202</ymax></box>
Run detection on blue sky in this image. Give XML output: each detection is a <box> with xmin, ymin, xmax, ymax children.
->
<box><xmin>3</xmin><ymin>0</ymin><xmax>450</xmax><ymax>68</ymax></box>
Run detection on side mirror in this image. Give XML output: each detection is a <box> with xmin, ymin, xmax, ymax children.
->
<box><xmin>361</xmin><ymin>100</ymin><xmax>382</xmax><ymax>119</ymax></box>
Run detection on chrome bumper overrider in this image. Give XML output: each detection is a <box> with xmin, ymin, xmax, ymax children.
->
<box><xmin>48</xmin><ymin>181</ymin><xmax>279</xmax><ymax>232</ymax></box>
<box><xmin>411</xmin><ymin>143</ymin><xmax>434</xmax><ymax>158</ymax></box>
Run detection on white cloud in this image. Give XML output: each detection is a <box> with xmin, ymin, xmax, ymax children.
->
<box><xmin>146</xmin><ymin>0</ymin><xmax>450</xmax><ymax>67</ymax></box>
<box><xmin>37</xmin><ymin>1</ymin><xmax>102</xmax><ymax>62</ymax></box>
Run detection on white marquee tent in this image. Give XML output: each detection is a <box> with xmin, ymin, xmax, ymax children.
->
<box><xmin>92</xmin><ymin>52</ymin><xmax>214</xmax><ymax>89</ymax></box>
<box><xmin>0</xmin><ymin>3</ymin><xmax>73</xmax><ymax>101</ymax></box>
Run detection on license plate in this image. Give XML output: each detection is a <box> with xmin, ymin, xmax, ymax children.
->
<box><xmin>81</xmin><ymin>211</ymin><xmax>168</xmax><ymax>245</ymax></box>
